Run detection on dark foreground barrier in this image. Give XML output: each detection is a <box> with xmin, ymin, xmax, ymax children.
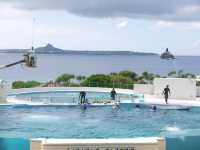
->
<box><xmin>166</xmin><ymin>129</ymin><xmax>200</xmax><ymax>150</ymax></box>
<box><xmin>0</xmin><ymin>138</ymin><xmax>30</xmax><ymax>150</ymax></box>
<box><xmin>2</xmin><ymin>129</ymin><xmax>200</xmax><ymax>150</ymax></box>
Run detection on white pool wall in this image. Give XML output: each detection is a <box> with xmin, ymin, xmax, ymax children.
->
<box><xmin>31</xmin><ymin>137</ymin><xmax>165</xmax><ymax>150</ymax></box>
<box><xmin>0</xmin><ymin>80</ymin><xmax>11</xmax><ymax>103</ymax></box>
<box><xmin>8</xmin><ymin>87</ymin><xmax>135</xmax><ymax>96</ymax></box>
<box><xmin>134</xmin><ymin>84</ymin><xmax>154</xmax><ymax>95</ymax></box>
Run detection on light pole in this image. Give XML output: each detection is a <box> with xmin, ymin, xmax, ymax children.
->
<box><xmin>0</xmin><ymin>49</ymin><xmax>37</xmax><ymax>70</ymax></box>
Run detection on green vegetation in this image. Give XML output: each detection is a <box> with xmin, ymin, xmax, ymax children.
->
<box><xmin>82</xmin><ymin>74</ymin><xmax>112</xmax><ymax>87</ymax></box>
<box><xmin>55</xmin><ymin>73</ymin><xmax>75</xmax><ymax>86</ymax></box>
<box><xmin>76</xmin><ymin>75</ymin><xmax>86</xmax><ymax>82</ymax></box>
<box><xmin>12</xmin><ymin>81</ymin><xmax>41</xmax><ymax>89</ymax></box>
<box><xmin>12</xmin><ymin>70</ymin><xmax>197</xmax><ymax>89</ymax></box>
<box><xmin>168</xmin><ymin>70</ymin><xmax>195</xmax><ymax>78</ymax></box>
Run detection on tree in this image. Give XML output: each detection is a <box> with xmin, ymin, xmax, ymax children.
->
<box><xmin>142</xmin><ymin>72</ymin><xmax>155</xmax><ymax>81</ymax></box>
<box><xmin>180</xmin><ymin>73</ymin><xmax>196</xmax><ymax>78</ymax></box>
<box><xmin>118</xmin><ymin>71</ymin><xmax>138</xmax><ymax>81</ymax></box>
<box><xmin>25</xmin><ymin>81</ymin><xmax>41</xmax><ymax>88</ymax></box>
<box><xmin>176</xmin><ymin>70</ymin><xmax>196</xmax><ymax>78</ymax></box>
<box><xmin>111</xmin><ymin>75</ymin><xmax>133</xmax><ymax>83</ymax></box>
<box><xmin>81</xmin><ymin>74</ymin><xmax>112</xmax><ymax>87</ymax></box>
<box><xmin>12</xmin><ymin>81</ymin><xmax>25</xmax><ymax>89</ymax></box>
<box><xmin>55</xmin><ymin>73</ymin><xmax>75</xmax><ymax>86</ymax></box>
<box><xmin>110</xmin><ymin>72</ymin><xmax>118</xmax><ymax>76</ymax></box>
<box><xmin>168</xmin><ymin>71</ymin><xmax>177</xmax><ymax>77</ymax></box>
<box><xmin>110</xmin><ymin>75</ymin><xmax>133</xmax><ymax>89</ymax></box>
<box><xmin>177</xmin><ymin>70</ymin><xmax>184</xmax><ymax>78</ymax></box>
<box><xmin>76</xmin><ymin>75</ymin><xmax>86</xmax><ymax>81</ymax></box>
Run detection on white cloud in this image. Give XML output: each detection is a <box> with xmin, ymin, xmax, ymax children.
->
<box><xmin>193</xmin><ymin>40</ymin><xmax>200</xmax><ymax>48</ymax></box>
<box><xmin>154</xmin><ymin>21</ymin><xmax>200</xmax><ymax>31</ymax></box>
<box><xmin>1</xmin><ymin>0</ymin><xmax>200</xmax><ymax>21</ymax></box>
<box><xmin>116</xmin><ymin>21</ymin><xmax>129</xmax><ymax>29</ymax></box>
<box><xmin>176</xmin><ymin>5</ymin><xmax>200</xmax><ymax>17</ymax></box>
<box><xmin>155</xmin><ymin>21</ymin><xmax>175</xmax><ymax>29</ymax></box>
<box><xmin>0</xmin><ymin>5</ymin><xmax>30</xmax><ymax>20</ymax></box>
<box><xmin>183</xmin><ymin>22</ymin><xmax>200</xmax><ymax>30</ymax></box>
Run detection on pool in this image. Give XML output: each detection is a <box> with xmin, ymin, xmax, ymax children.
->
<box><xmin>0</xmin><ymin>104</ymin><xmax>200</xmax><ymax>139</ymax></box>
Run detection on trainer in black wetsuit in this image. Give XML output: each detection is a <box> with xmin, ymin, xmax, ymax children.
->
<box><xmin>163</xmin><ymin>85</ymin><xmax>170</xmax><ymax>104</ymax></box>
<box><xmin>110</xmin><ymin>88</ymin><xmax>117</xmax><ymax>101</ymax></box>
<box><xmin>79</xmin><ymin>91</ymin><xmax>86</xmax><ymax>104</ymax></box>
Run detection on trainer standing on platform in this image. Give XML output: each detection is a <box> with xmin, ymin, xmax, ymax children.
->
<box><xmin>110</xmin><ymin>88</ymin><xmax>117</xmax><ymax>101</ymax></box>
<box><xmin>162</xmin><ymin>85</ymin><xmax>171</xmax><ymax>104</ymax></box>
<box><xmin>79</xmin><ymin>91</ymin><xmax>86</xmax><ymax>104</ymax></box>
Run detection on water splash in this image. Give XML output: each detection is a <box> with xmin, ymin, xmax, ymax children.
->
<box><xmin>165</xmin><ymin>126</ymin><xmax>181</xmax><ymax>132</ymax></box>
<box><xmin>24</xmin><ymin>114</ymin><xmax>60</xmax><ymax>122</ymax></box>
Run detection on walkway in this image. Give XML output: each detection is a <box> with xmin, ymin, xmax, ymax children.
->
<box><xmin>144</xmin><ymin>94</ymin><xmax>200</xmax><ymax>107</ymax></box>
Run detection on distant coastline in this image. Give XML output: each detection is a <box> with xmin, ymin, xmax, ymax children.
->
<box><xmin>0</xmin><ymin>43</ymin><xmax>158</xmax><ymax>56</ymax></box>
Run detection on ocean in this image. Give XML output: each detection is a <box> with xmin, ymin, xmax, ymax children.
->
<box><xmin>0</xmin><ymin>53</ymin><xmax>199</xmax><ymax>81</ymax></box>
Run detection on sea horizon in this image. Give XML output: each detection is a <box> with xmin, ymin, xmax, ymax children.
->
<box><xmin>0</xmin><ymin>53</ymin><xmax>199</xmax><ymax>81</ymax></box>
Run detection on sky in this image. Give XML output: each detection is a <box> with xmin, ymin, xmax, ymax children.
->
<box><xmin>1</xmin><ymin>1</ymin><xmax>200</xmax><ymax>55</ymax></box>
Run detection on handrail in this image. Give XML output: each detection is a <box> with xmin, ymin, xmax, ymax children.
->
<box><xmin>41</xmin><ymin>81</ymin><xmax>134</xmax><ymax>89</ymax></box>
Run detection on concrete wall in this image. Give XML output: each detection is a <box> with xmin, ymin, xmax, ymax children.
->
<box><xmin>196</xmin><ymin>87</ymin><xmax>200</xmax><ymax>97</ymax></box>
<box><xmin>134</xmin><ymin>84</ymin><xmax>154</xmax><ymax>95</ymax></box>
<box><xmin>0</xmin><ymin>80</ymin><xmax>11</xmax><ymax>103</ymax></box>
<box><xmin>31</xmin><ymin>138</ymin><xmax>165</xmax><ymax>150</ymax></box>
<box><xmin>154</xmin><ymin>78</ymin><xmax>196</xmax><ymax>100</ymax></box>
<box><xmin>31</xmin><ymin>139</ymin><xmax>43</xmax><ymax>150</ymax></box>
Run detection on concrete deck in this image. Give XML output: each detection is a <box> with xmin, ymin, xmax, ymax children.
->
<box><xmin>144</xmin><ymin>94</ymin><xmax>200</xmax><ymax>107</ymax></box>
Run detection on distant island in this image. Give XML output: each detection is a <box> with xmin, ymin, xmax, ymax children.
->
<box><xmin>0</xmin><ymin>43</ymin><xmax>158</xmax><ymax>56</ymax></box>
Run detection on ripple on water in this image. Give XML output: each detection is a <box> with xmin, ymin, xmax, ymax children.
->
<box><xmin>0</xmin><ymin>104</ymin><xmax>199</xmax><ymax>138</ymax></box>
<box><xmin>23</xmin><ymin>114</ymin><xmax>60</xmax><ymax>122</ymax></box>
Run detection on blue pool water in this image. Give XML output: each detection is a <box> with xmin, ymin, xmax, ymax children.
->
<box><xmin>0</xmin><ymin>138</ymin><xmax>29</xmax><ymax>150</ymax></box>
<box><xmin>0</xmin><ymin>104</ymin><xmax>200</xmax><ymax>139</ymax></box>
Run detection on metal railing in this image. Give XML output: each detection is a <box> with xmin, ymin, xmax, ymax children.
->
<box><xmin>81</xmin><ymin>81</ymin><xmax>134</xmax><ymax>89</ymax></box>
<box><xmin>42</xmin><ymin>81</ymin><xmax>134</xmax><ymax>89</ymax></box>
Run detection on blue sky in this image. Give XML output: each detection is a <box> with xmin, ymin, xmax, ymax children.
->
<box><xmin>0</xmin><ymin>0</ymin><xmax>200</xmax><ymax>55</ymax></box>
